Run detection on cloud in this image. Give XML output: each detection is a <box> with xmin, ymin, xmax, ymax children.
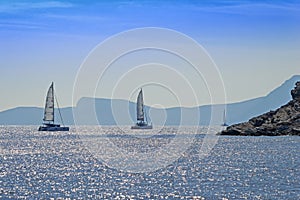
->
<box><xmin>43</xmin><ymin>13</ymin><xmax>109</xmax><ymax>22</ymax></box>
<box><xmin>0</xmin><ymin>1</ymin><xmax>74</xmax><ymax>13</ymax></box>
<box><xmin>0</xmin><ymin>20</ymin><xmax>46</xmax><ymax>30</ymax></box>
<box><xmin>189</xmin><ymin>1</ymin><xmax>300</xmax><ymax>16</ymax></box>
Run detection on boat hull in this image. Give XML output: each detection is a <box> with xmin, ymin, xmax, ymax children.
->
<box><xmin>131</xmin><ymin>124</ymin><xmax>153</xmax><ymax>129</ymax></box>
<box><xmin>38</xmin><ymin>124</ymin><xmax>69</xmax><ymax>131</ymax></box>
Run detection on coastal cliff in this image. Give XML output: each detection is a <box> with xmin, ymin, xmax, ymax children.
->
<box><xmin>220</xmin><ymin>81</ymin><xmax>300</xmax><ymax>136</ymax></box>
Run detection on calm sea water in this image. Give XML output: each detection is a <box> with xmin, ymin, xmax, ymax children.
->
<box><xmin>0</xmin><ymin>126</ymin><xmax>299</xmax><ymax>199</ymax></box>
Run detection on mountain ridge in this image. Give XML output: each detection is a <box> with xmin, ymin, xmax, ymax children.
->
<box><xmin>0</xmin><ymin>75</ymin><xmax>299</xmax><ymax>125</ymax></box>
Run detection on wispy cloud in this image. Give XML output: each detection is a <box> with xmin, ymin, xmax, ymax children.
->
<box><xmin>43</xmin><ymin>13</ymin><xmax>109</xmax><ymax>22</ymax></box>
<box><xmin>189</xmin><ymin>1</ymin><xmax>300</xmax><ymax>16</ymax></box>
<box><xmin>0</xmin><ymin>20</ymin><xmax>46</xmax><ymax>30</ymax></box>
<box><xmin>0</xmin><ymin>1</ymin><xmax>74</xmax><ymax>13</ymax></box>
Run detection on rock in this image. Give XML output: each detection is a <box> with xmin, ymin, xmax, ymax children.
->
<box><xmin>291</xmin><ymin>81</ymin><xmax>300</xmax><ymax>100</ymax></box>
<box><xmin>219</xmin><ymin>81</ymin><xmax>300</xmax><ymax>136</ymax></box>
<box><xmin>292</xmin><ymin>128</ymin><xmax>300</xmax><ymax>134</ymax></box>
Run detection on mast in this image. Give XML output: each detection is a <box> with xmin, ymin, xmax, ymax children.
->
<box><xmin>223</xmin><ymin>109</ymin><xmax>227</xmax><ymax>126</ymax></box>
<box><xmin>55</xmin><ymin>94</ymin><xmax>65</xmax><ymax>127</ymax></box>
<box><xmin>136</xmin><ymin>88</ymin><xmax>144</xmax><ymax>121</ymax></box>
<box><xmin>43</xmin><ymin>82</ymin><xmax>55</xmax><ymax>124</ymax></box>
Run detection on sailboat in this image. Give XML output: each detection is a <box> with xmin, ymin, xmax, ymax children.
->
<box><xmin>221</xmin><ymin>109</ymin><xmax>228</xmax><ymax>127</ymax></box>
<box><xmin>131</xmin><ymin>88</ymin><xmax>153</xmax><ymax>129</ymax></box>
<box><xmin>38</xmin><ymin>82</ymin><xmax>69</xmax><ymax>131</ymax></box>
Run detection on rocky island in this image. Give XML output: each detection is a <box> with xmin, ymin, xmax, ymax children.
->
<box><xmin>220</xmin><ymin>81</ymin><xmax>300</xmax><ymax>136</ymax></box>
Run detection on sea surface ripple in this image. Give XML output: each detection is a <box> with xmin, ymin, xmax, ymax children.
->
<box><xmin>0</xmin><ymin>126</ymin><xmax>299</xmax><ymax>199</ymax></box>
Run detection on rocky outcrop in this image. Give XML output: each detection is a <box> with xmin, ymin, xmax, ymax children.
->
<box><xmin>220</xmin><ymin>81</ymin><xmax>300</xmax><ymax>136</ymax></box>
<box><xmin>291</xmin><ymin>81</ymin><xmax>300</xmax><ymax>101</ymax></box>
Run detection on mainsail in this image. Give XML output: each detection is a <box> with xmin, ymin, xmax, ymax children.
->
<box><xmin>222</xmin><ymin>109</ymin><xmax>228</xmax><ymax>126</ymax></box>
<box><xmin>136</xmin><ymin>89</ymin><xmax>144</xmax><ymax>121</ymax></box>
<box><xmin>43</xmin><ymin>82</ymin><xmax>54</xmax><ymax>123</ymax></box>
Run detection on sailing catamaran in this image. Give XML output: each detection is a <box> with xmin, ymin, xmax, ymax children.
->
<box><xmin>131</xmin><ymin>88</ymin><xmax>152</xmax><ymax>129</ymax></box>
<box><xmin>38</xmin><ymin>82</ymin><xmax>69</xmax><ymax>131</ymax></box>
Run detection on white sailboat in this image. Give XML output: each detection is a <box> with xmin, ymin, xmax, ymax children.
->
<box><xmin>38</xmin><ymin>82</ymin><xmax>69</xmax><ymax>131</ymax></box>
<box><xmin>221</xmin><ymin>109</ymin><xmax>228</xmax><ymax>127</ymax></box>
<box><xmin>131</xmin><ymin>88</ymin><xmax>152</xmax><ymax>129</ymax></box>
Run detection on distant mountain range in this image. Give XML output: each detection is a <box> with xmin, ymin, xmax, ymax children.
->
<box><xmin>1</xmin><ymin>75</ymin><xmax>299</xmax><ymax>126</ymax></box>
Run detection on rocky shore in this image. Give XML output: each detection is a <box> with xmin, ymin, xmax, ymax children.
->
<box><xmin>220</xmin><ymin>81</ymin><xmax>300</xmax><ymax>136</ymax></box>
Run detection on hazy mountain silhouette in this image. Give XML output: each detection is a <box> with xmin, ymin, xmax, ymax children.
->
<box><xmin>0</xmin><ymin>75</ymin><xmax>299</xmax><ymax>125</ymax></box>
<box><xmin>225</xmin><ymin>74</ymin><xmax>300</xmax><ymax>124</ymax></box>
<box><xmin>0</xmin><ymin>107</ymin><xmax>73</xmax><ymax>125</ymax></box>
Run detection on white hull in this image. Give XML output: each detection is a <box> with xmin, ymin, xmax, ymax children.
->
<box><xmin>38</xmin><ymin>124</ymin><xmax>69</xmax><ymax>131</ymax></box>
<box><xmin>38</xmin><ymin>126</ymin><xmax>69</xmax><ymax>131</ymax></box>
<box><xmin>131</xmin><ymin>124</ymin><xmax>153</xmax><ymax>129</ymax></box>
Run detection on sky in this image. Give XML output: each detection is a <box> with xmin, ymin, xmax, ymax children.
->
<box><xmin>0</xmin><ymin>0</ymin><xmax>300</xmax><ymax>111</ymax></box>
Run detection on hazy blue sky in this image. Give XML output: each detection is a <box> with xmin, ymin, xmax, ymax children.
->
<box><xmin>0</xmin><ymin>0</ymin><xmax>300</xmax><ymax>111</ymax></box>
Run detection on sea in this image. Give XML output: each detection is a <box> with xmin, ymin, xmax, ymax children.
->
<box><xmin>0</xmin><ymin>126</ymin><xmax>299</xmax><ymax>199</ymax></box>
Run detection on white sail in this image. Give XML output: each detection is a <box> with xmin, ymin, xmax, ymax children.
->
<box><xmin>43</xmin><ymin>82</ymin><xmax>54</xmax><ymax>122</ymax></box>
<box><xmin>222</xmin><ymin>109</ymin><xmax>228</xmax><ymax>126</ymax></box>
<box><xmin>137</xmin><ymin>89</ymin><xmax>144</xmax><ymax>121</ymax></box>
